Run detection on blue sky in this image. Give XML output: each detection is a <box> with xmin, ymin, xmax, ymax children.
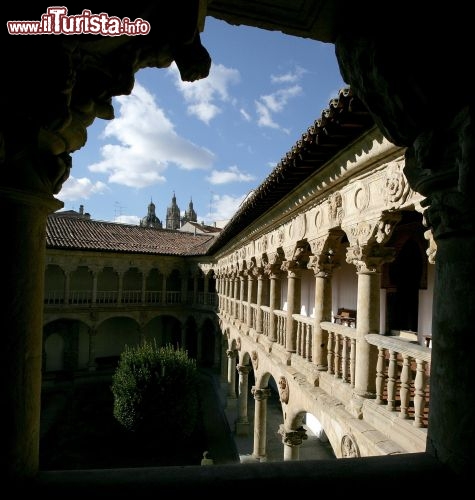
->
<box><xmin>59</xmin><ymin>17</ymin><xmax>346</xmax><ymax>226</ymax></box>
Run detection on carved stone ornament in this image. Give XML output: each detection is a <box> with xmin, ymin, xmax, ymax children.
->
<box><xmin>341</xmin><ymin>434</ymin><xmax>360</xmax><ymax>458</ymax></box>
<box><xmin>251</xmin><ymin>350</ymin><xmax>259</xmax><ymax>370</ymax></box>
<box><xmin>278</xmin><ymin>376</ymin><xmax>289</xmax><ymax>404</ymax></box>
<box><xmin>235</xmin><ymin>337</ymin><xmax>241</xmax><ymax>351</ymax></box>
<box><xmin>384</xmin><ymin>160</ymin><xmax>411</xmax><ymax>208</ymax></box>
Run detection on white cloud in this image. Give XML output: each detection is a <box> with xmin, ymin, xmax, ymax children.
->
<box><xmin>255</xmin><ymin>65</ymin><xmax>304</xmax><ymax>131</ymax></box>
<box><xmin>169</xmin><ymin>62</ymin><xmax>240</xmax><ymax>124</ymax></box>
<box><xmin>209</xmin><ymin>193</ymin><xmax>247</xmax><ymax>222</ymax></box>
<box><xmin>255</xmin><ymin>100</ymin><xmax>279</xmax><ymax>129</ymax></box>
<box><xmin>58</xmin><ymin>176</ymin><xmax>108</xmax><ymax>201</ymax></box>
<box><xmin>270</xmin><ymin>66</ymin><xmax>307</xmax><ymax>84</ymax></box>
<box><xmin>87</xmin><ymin>82</ymin><xmax>215</xmax><ymax>188</ymax></box>
<box><xmin>206</xmin><ymin>165</ymin><xmax>256</xmax><ymax>185</ymax></box>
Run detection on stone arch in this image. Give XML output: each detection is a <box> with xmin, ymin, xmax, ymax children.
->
<box><xmin>43</xmin><ymin>318</ymin><xmax>87</xmax><ymax>374</ymax></box>
<box><xmin>145</xmin><ymin>314</ymin><xmax>182</xmax><ymax>348</ymax></box>
<box><xmin>381</xmin><ymin>210</ymin><xmax>429</xmax><ymax>334</ymax></box>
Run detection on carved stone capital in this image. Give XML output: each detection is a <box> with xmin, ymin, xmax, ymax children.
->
<box><xmin>226</xmin><ymin>349</ymin><xmax>236</xmax><ymax>359</ymax></box>
<box><xmin>251</xmin><ymin>386</ymin><xmax>271</xmax><ymax>401</ymax></box>
<box><xmin>236</xmin><ymin>364</ymin><xmax>252</xmax><ymax>375</ymax></box>
<box><xmin>346</xmin><ymin>244</ymin><xmax>396</xmax><ymax>273</ymax></box>
<box><xmin>278</xmin><ymin>425</ymin><xmax>308</xmax><ymax>447</ymax></box>
<box><xmin>281</xmin><ymin>260</ymin><xmax>302</xmax><ymax>278</ymax></box>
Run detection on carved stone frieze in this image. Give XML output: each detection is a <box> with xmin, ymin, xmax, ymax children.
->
<box><xmin>353</xmin><ymin>181</ymin><xmax>370</xmax><ymax>212</ymax></box>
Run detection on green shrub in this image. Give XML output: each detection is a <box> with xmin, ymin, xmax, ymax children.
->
<box><xmin>111</xmin><ymin>341</ymin><xmax>199</xmax><ymax>441</ymax></box>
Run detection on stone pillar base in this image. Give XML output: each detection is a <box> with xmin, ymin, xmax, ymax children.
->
<box><xmin>235</xmin><ymin>421</ymin><xmax>250</xmax><ymax>436</ymax></box>
<box><xmin>226</xmin><ymin>397</ymin><xmax>237</xmax><ymax>409</ymax></box>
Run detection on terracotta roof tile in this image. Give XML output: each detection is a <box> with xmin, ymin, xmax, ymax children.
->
<box><xmin>46</xmin><ymin>215</ymin><xmax>215</xmax><ymax>256</ymax></box>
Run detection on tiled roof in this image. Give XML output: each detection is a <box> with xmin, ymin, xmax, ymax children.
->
<box><xmin>46</xmin><ymin>215</ymin><xmax>216</xmax><ymax>256</ymax></box>
<box><xmin>208</xmin><ymin>87</ymin><xmax>374</xmax><ymax>253</ymax></box>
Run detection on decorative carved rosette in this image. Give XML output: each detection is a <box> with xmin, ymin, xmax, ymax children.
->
<box><xmin>384</xmin><ymin>160</ymin><xmax>411</xmax><ymax>208</ymax></box>
<box><xmin>278</xmin><ymin>376</ymin><xmax>289</xmax><ymax>404</ymax></box>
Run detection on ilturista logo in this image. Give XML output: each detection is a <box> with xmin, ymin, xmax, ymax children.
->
<box><xmin>7</xmin><ymin>7</ymin><xmax>151</xmax><ymax>36</ymax></box>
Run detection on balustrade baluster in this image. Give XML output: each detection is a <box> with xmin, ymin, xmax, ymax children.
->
<box><xmin>387</xmin><ymin>350</ymin><xmax>397</xmax><ymax>411</ymax></box>
<box><xmin>375</xmin><ymin>346</ymin><xmax>385</xmax><ymax>404</ymax></box>
<box><xmin>327</xmin><ymin>331</ymin><xmax>334</xmax><ymax>375</ymax></box>
<box><xmin>413</xmin><ymin>358</ymin><xmax>427</xmax><ymax>428</ymax></box>
<box><xmin>399</xmin><ymin>354</ymin><xmax>411</xmax><ymax>419</ymax></box>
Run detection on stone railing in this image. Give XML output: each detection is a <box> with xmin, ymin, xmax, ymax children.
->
<box><xmin>322</xmin><ymin>321</ymin><xmax>357</xmax><ymax>386</ymax></box>
<box><xmin>274</xmin><ymin>309</ymin><xmax>287</xmax><ymax>347</ymax></box>
<box><xmin>45</xmin><ymin>290</ymin><xmax>218</xmax><ymax>308</ymax></box>
<box><xmin>293</xmin><ymin>313</ymin><xmax>313</xmax><ymax>361</ymax></box>
<box><xmin>262</xmin><ymin>306</ymin><xmax>271</xmax><ymax>336</ymax></box>
<box><xmin>365</xmin><ymin>333</ymin><xmax>431</xmax><ymax>428</ymax></box>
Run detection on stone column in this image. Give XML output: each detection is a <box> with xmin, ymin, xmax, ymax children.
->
<box><xmin>117</xmin><ymin>271</ymin><xmax>124</xmax><ymax>304</ymax></box>
<box><xmin>233</xmin><ymin>274</ymin><xmax>239</xmax><ymax>318</ymax></box>
<box><xmin>265</xmin><ymin>262</ymin><xmax>282</xmax><ymax>342</ymax></box>
<box><xmin>239</xmin><ymin>271</ymin><xmax>246</xmax><ymax>322</ymax></box>
<box><xmin>348</xmin><ymin>247</ymin><xmax>387</xmax><ymax>398</ymax></box>
<box><xmin>64</xmin><ymin>269</ymin><xmax>71</xmax><ymax>304</ymax></box>
<box><xmin>2</xmin><ymin>188</ymin><xmax>62</xmax><ymax>479</ymax></box>
<box><xmin>220</xmin><ymin>340</ymin><xmax>228</xmax><ymax>391</ymax></box>
<box><xmin>251</xmin><ymin>386</ymin><xmax>271</xmax><ymax>461</ymax></box>
<box><xmin>91</xmin><ymin>270</ymin><xmax>98</xmax><ymax>304</ymax></box>
<box><xmin>281</xmin><ymin>261</ymin><xmax>302</xmax><ymax>353</ymax></box>
<box><xmin>246</xmin><ymin>271</ymin><xmax>255</xmax><ymax>327</ymax></box>
<box><xmin>279</xmin><ymin>425</ymin><xmax>308</xmax><ymax>461</ymax></box>
<box><xmin>161</xmin><ymin>272</ymin><xmax>168</xmax><ymax>305</ymax></box>
<box><xmin>235</xmin><ymin>364</ymin><xmax>252</xmax><ymax>436</ymax></box>
<box><xmin>226</xmin><ymin>349</ymin><xmax>237</xmax><ymax>408</ymax></box>
<box><xmin>141</xmin><ymin>270</ymin><xmax>147</xmax><ymax>304</ymax></box>
<box><xmin>308</xmin><ymin>255</ymin><xmax>333</xmax><ymax>369</ymax></box>
<box><xmin>182</xmin><ymin>274</ymin><xmax>189</xmax><ymax>305</ymax></box>
<box><xmin>197</xmin><ymin>325</ymin><xmax>203</xmax><ymax>363</ymax></box>
<box><xmin>254</xmin><ymin>267</ymin><xmax>265</xmax><ymax>334</ymax></box>
<box><xmin>87</xmin><ymin>327</ymin><xmax>98</xmax><ymax>371</ymax></box>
